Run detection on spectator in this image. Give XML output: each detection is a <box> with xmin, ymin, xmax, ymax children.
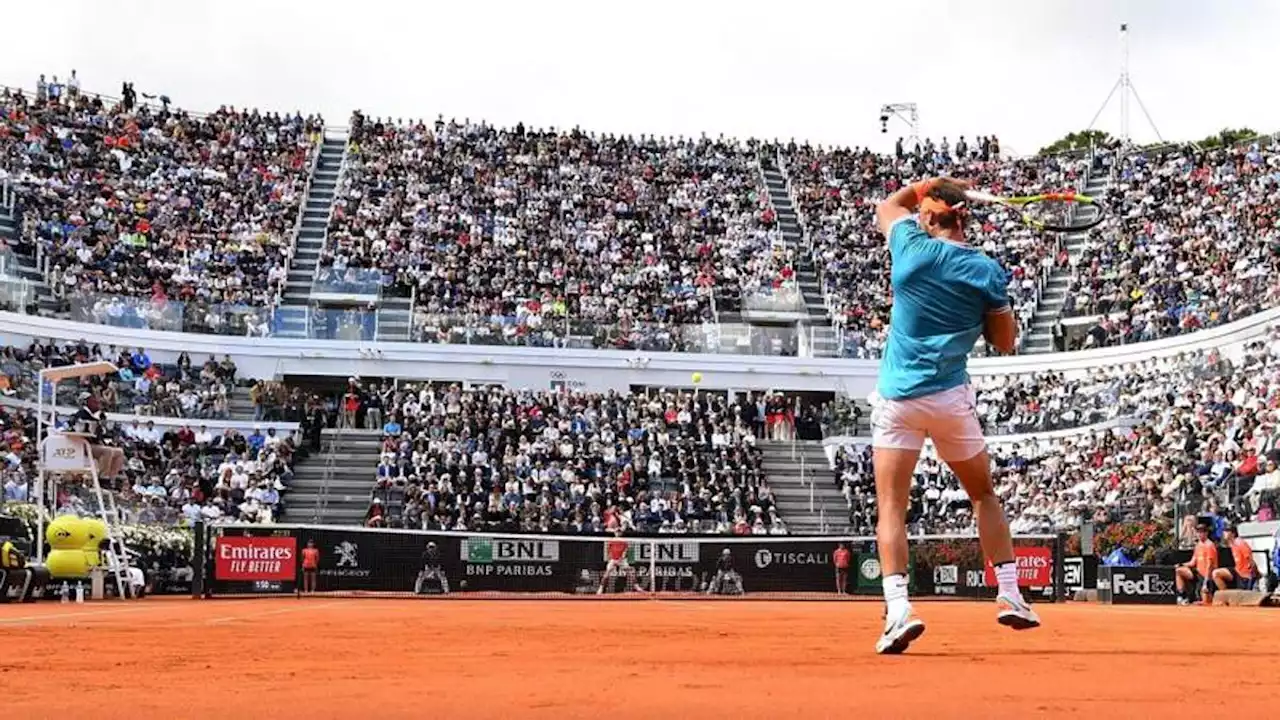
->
<box><xmin>366</xmin><ymin>384</ymin><xmax>777</xmax><ymax>535</ymax></box>
<box><xmin>0</xmin><ymin>84</ymin><xmax>322</xmax><ymax>329</ymax></box>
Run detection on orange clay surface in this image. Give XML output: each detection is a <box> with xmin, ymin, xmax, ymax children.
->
<box><xmin>3</xmin><ymin>597</ymin><xmax>1278</xmax><ymax>719</ymax></box>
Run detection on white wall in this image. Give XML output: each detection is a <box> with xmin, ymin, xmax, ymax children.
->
<box><xmin>2</xmin><ymin>305</ymin><xmax>1277</xmax><ymax>394</ymax></box>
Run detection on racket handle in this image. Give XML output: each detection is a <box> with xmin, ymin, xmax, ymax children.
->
<box><xmin>963</xmin><ymin>189</ymin><xmax>1001</xmax><ymax>204</ymax></box>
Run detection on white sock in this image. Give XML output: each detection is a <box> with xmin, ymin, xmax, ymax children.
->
<box><xmin>882</xmin><ymin>573</ymin><xmax>910</xmax><ymax>619</ymax></box>
<box><xmin>994</xmin><ymin>562</ymin><xmax>1023</xmax><ymax>601</ymax></box>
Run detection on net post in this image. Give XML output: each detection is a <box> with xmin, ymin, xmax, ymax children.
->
<box><xmin>648</xmin><ymin>538</ymin><xmax>657</xmax><ymax>596</ymax></box>
<box><xmin>1054</xmin><ymin>532</ymin><xmax>1067</xmax><ymax>603</ymax></box>
<box><xmin>191</xmin><ymin>520</ymin><xmax>206</xmax><ymax>600</ymax></box>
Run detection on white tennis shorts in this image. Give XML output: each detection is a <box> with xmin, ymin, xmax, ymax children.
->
<box><xmin>868</xmin><ymin>383</ymin><xmax>986</xmax><ymax>463</ymax></box>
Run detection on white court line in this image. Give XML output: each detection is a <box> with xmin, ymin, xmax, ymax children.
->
<box><xmin>205</xmin><ymin>600</ymin><xmax>345</xmax><ymax>625</ymax></box>
<box><xmin>0</xmin><ymin>605</ymin><xmax>155</xmax><ymax>626</ymax></box>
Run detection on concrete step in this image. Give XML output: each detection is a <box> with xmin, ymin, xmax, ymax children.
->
<box><xmin>312</xmin><ymin>508</ymin><xmax>369</xmax><ymax>525</ymax></box>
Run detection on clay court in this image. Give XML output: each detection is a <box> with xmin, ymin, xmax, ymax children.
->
<box><xmin>4</xmin><ymin>598</ymin><xmax>1276</xmax><ymax>719</ymax></box>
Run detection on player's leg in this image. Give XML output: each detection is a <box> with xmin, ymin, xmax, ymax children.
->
<box><xmin>1175</xmin><ymin>566</ymin><xmax>1194</xmax><ymax>605</ymax></box>
<box><xmin>597</xmin><ymin>561</ymin><xmax>616</xmax><ymax>594</ymax></box>
<box><xmin>873</xmin><ymin>445</ymin><xmax>925</xmax><ymax>652</ymax></box>
<box><xmin>870</xmin><ymin>389</ymin><xmax>929</xmax><ymax>653</ymax></box>
<box><xmin>929</xmin><ymin>386</ymin><xmax>1038</xmax><ymax>630</ymax></box>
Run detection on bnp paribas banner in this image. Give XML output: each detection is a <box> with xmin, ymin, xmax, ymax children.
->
<box><xmin>457</xmin><ymin>536</ymin><xmax>565</xmax><ymax>592</ymax></box>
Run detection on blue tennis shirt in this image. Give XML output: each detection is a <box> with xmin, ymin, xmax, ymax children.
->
<box><xmin>876</xmin><ymin>216</ymin><xmax>1011</xmax><ymax>400</ymax></box>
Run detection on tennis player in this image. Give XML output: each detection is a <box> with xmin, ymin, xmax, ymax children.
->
<box><xmin>870</xmin><ymin>177</ymin><xmax>1040</xmax><ymax>654</ymax></box>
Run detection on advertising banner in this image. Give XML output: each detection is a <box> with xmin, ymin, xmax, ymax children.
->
<box><xmin>1097</xmin><ymin>565</ymin><xmax>1177</xmax><ymax>605</ymax></box>
<box><xmin>201</xmin><ymin>526</ymin><xmax>1062</xmax><ymax>600</ymax></box>
<box><xmin>209</xmin><ymin>526</ymin><xmax>299</xmax><ymax>595</ymax></box>
<box><xmin>213</xmin><ymin>536</ymin><xmax>296</xmax><ymax>581</ymax></box>
<box><xmin>1062</xmin><ymin>555</ymin><xmax>1099</xmax><ymax>595</ymax></box>
<box><xmin>982</xmin><ymin>546</ymin><xmax>1054</xmax><ymax>587</ymax></box>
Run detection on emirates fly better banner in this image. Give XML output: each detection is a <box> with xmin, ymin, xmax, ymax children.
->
<box><xmin>214</xmin><ymin>536</ymin><xmax>297</xmax><ymax>581</ymax></box>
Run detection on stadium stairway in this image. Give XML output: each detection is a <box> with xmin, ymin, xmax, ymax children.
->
<box><xmin>228</xmin><ymin>387</ymin><xmax>255</xmax><ymax>421</ymax></box>
<box><xmin>0</xmin><ymin>211</ymin><xmax>59</xmax><ymax>316</ymax></box>
<box><xmin>759</xmin><ymin>440</ymin><xmax>844</xmax><ymax>535</ymax></box>
<box><xmin>375</xmin><ymin>296</ymin><xmax>412</xmax><ymax>342</ymax></box>
<box><xmin>285</xmin><ymin>428</ymin><xmax>381</xmax><ymax>525</ymax></box>
<box><xmin>275</xmin><ymin>135</ymin><xmax>348</xmax><ymax>338</ymax></box>
<box><xmin>1022</xmin><ymin>168</ymin><xmax>1111</xmax><ymax>353</ymax></box>
<box><xmin>762</xmin><ymin>167</ymin><xmax>838</xmax><ymax>357</ymax></box>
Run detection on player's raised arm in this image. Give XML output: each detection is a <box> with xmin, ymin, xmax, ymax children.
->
<box><xmin>876</xmin><ymin>177</ymin><xmax>970</xmax><ymax>240</ymax></box>
<box><xmin>875</xmin><ymin>181</ymin><xmax>929</xmax><ymax>239</ymax></box>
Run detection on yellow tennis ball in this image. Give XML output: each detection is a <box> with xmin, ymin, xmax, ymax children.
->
<box><xmin>81</xmin><ymin>518</ymin><xmax>107</xmax><ymax>550</ymax></box>
<box><xmin>691</xmin><ymin>372</ymin><xmax>703</xmax><ymax>385</ymax></box>
<box><xmin>46</xmin><ymin>548</ymin><xmax>90</xmax><ymax>579</ymax></box>
<box><xmin>46</xmin><ymin>515</ymin><xmax>88</xmax><ymax>550</ymax></box>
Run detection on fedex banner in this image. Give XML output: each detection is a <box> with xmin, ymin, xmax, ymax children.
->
<box><xmin>1097</xmin><ymin>566</ymin><xmax>1177</xmax><ymax>605</ymax></box>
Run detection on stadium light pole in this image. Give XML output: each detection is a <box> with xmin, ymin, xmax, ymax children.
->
<box><xmin>878</xmin><ymin>102</ymin><xmax>920</xmax><ymax>151</ymax></box>
<box><xmin>1086</xmin><ymin>23</ymin><xmax>1164</xmax><ymax>146</ymax></box>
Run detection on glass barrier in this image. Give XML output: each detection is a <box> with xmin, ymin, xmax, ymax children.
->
<box><xmin>66</xmin><ymin>292</ymin><xmax>273</xmax><ymax>337</ymax></box>
<box><xmin>0</xmin><ymin>355</ymin><xmax>235</xmax><ymax>419</ymax></box>
<box><xmin>0</xmin><ymin>248</ymin><xmax>20</xmax><ymax>276</ymax></box>
<box><xmin>406</xmin><ymin>313</ymin><xmax>806</xmax><ymax>356</ymax></box>
<box><xmin>312</xmin><ymin>266</ymin><xmax>385</xmax><ymax>298</ymax></box>
<box><xmin>0</xmin><ymin>276</ymin><xmax>32</xmax><ymax>313</ymax></box>
<box><xmin>70</xmin><ymin>292</ymin><xmax>185</xmax><ymax>332</ymax></box>
<box><xmin>740</xmin><ymin>284</ymin><xmax>806</xmax><ymax>314</ymax></box>
<box><xmin>182</xmin><ymin>301</ymin><xmax>274</xmax><ymax>337</ymax></box>
<box><xmin>56</xmin><ymin>482</ymin><xmax>183</xmax><ymax>527</ymax></box>
<box><xmin>309</xmin><ymin>307</ymin><xmax>377</xmax><ymax>341</ymax></box>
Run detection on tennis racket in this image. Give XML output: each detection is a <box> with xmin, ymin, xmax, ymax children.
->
<box><xmin>963</xmin><ymin>189</ymin><xmax>1106</xmax><ymax>232</ymax></box>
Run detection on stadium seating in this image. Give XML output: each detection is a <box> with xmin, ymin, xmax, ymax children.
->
<box><xmin>1061</xmin><ymin>140</ymin><xmax>1280</xmax><ymax>348</ymax></box>
<box><xmin>328</xmin><ymin>114</ymin><xmax>779</xmax><ymax>347</ymax></box>
<box><xmin>365</xmin><ymin>384</ymin><xmax>785</xmax><ymax>535</ymax></box>
<box><xmin>0</xmin><ymin>85</ymin><xmax>321</xmax><ymax>330</ymax></box>
<box><xmin>782</xmin><ymin>143</ymin><xmax>1087</xmax><ymax>358</ymax></box>
<box><xmin>830</xmin><ymin>331</ymin><xmax>1280</xmax><ymax>535</ymax></box>
<box><xmin>5</xmin><ymin>77</ymin><xmax>1280</xmax><ymax>543</ymax></box>
<box><xmin>0</xmin><ymin>340</ymin><xmax>302</xmax><ymax>524</ymax></box>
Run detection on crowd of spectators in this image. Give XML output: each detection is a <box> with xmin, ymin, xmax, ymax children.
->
<box><xmin>830</xmin><ymin>329</ymin><xmax>1280</xmax><ymax>535</ymax></box>
<box><xmin>327</xmin><ymin>114</ymin><xmax>782</xmax><ymax>349</ymax></box>
<box><xmin>2</xmin><ymin>339</ymin><xmax>241</xmax><ymax>419</ymax></box>
<box><xmin>1062</xmin><ymin>138</ymin><xmax>1280</xmax><ymax>348</ymax></box>
<box><xmin>0</xmin><ymin>341</ymin><xmax>304</xmax><ymax>525</ymax></box>
<box><xmin>363</xmin><ymin>384</ymin><xmax>786</xmax><ymax>535</ymax></box>
<box><xmin>0</xmin><ymin>78</ymin><xmax>322</xmax><ymax>326</ymax></box>
<box><xmin>783</xmin><ymin>139</ymin><xmax>1087</xmax><ymax>359</ymax></box>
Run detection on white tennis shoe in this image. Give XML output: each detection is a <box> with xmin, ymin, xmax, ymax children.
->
<box><xmin>875</xmin><ymin>605</ymin><xmax>926</xmax><ymax>654</ymax></box>
<box><xmin>996</xmin><ymin>593</ymin><xmax>1041</xmax><ymax>630</ymax></box>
